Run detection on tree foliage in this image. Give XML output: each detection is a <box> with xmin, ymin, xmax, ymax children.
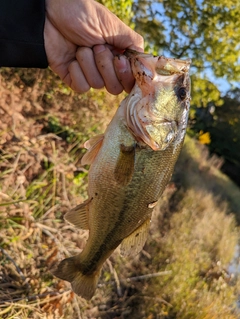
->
<box><xmin>132</xmin><ymin>0</ymin><xmax>240</xmax><ymax>81</ymax></box>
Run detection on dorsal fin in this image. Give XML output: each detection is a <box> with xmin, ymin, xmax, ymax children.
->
<box><xmin>120</xmin><ymin>217</ymin><xmax>151</xmax><ymax>257</ymax></box>
<box><xmin>81</xmin><ymin>134</ymin><xmax>104</xmax><ymax>166</ymax></box>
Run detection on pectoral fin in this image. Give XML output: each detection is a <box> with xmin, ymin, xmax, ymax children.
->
<box><xmin>81</xmin><ymin>134</ymin><xmax>104</xmax><ymax>166</ymax></box>
<box><xmin>120</xmin><ymin>217</ymin><xmax>151</xmax><ymax>257</ymax></box>
<box><xmin>64</xmin><ymin>198</ymin><xmax>92</xmax><ymax>229</ymax></box>
<box><xmin>114</xmin><ymin>144</ymin><xmax>135</xmax><ymax>186</ymax></box>
<box><xmin>84</xmin><ymin>134</ymin><xmax>104</xmax><ymax>150</ymax></box>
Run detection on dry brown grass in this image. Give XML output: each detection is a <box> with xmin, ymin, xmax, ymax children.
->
<box><xmin>0</xmin><ymin>68</ymin><xmax>121</xmax><ymax>318</ymax></box>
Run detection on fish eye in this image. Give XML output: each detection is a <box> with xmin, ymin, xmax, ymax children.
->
<box><xmin>178</xmin><ymin>87</ymin><xmax>187</xmax><ymax>100</ymax></box>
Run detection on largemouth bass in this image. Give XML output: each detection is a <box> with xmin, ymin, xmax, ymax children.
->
<box><xmin>52</xmin><ymin>50</ymin><xmax>191</xmax><ymax>300</ymax></box>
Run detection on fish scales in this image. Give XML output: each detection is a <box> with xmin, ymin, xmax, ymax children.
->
<box><xmin>52</xmin><ymin>50</ymin><xmax>191</xmax><ymax>300</ymax></box>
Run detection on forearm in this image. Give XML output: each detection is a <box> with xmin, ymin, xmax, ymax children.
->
<box><xmin>0</xmin><ymin>0</ymin><xmax>48</xmax><ymax>68</ymax></box>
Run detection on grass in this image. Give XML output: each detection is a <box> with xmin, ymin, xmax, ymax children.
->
<box><xmin>0</xmin><ymin>67</ymin><xmax>240</xmax><ymax>318</ymax></box>
<box><xmin>153</xmin><ymin>190</ymin><xmax>238</xmax><ymax>318</ymax></box>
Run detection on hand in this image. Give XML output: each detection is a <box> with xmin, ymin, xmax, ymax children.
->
<box><xmin>44</xmin><ymin>0</ymin><xmax>144</xmax><ymax>94</ymax></box>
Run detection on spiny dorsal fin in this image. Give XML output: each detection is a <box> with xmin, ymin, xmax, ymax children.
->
<box><xmin>120</xmin><ymin>217</ymin><xmax>151</xmax><ymax>257</ymax></box>
<box><xmin>81</xmin><ymin>134</ymin><xmax>104</xmax><ymax>166</ymax></box>
<box><xmin>64</xmin><ymin>198</ymin><xmax>91</xmax><ymax>229</ymax></box>
<box><xmin>114</xmin><ymin>143</ymin><xmax>135</xmax><ymax>186</ymax></box>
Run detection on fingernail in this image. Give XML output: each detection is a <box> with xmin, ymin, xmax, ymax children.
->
<box><xmin>115</xmin><ymin>55</ymin><xmax>127</xmax><ymax>73</ymax></box>
<box><xmin>93</xmin><ymin>45</ymin><xmax>106</xmax><ymax>54</ymax></box>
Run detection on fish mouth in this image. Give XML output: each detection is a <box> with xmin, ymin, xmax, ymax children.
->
<box><xmin>145</xmin><ymin>119</ymin><xmax>178</xmax><ymax>150</ymax></box>
<box><xmin>124</xmin><ymin>49</ymin><xmax>191</xmax><ymax>70</ymax></box>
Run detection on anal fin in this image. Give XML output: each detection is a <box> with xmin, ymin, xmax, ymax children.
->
<box><xmin>81</xmin><ymin>134</ymin><xmax>104</xmax><ymax>166</ymax></box>
<box><xmin>64</xmin><ymin>198</ymin><xmax>91</xmax><ymax>229</ymax></box>
<box><xmin>120</xmin><ymin>217</ymin><xmax>151</xmax><ymax>257</ymax></box>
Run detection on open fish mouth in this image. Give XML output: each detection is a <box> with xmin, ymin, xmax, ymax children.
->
<box><xmin>124</xmin><ymin>49</ymin><xmax>191</xmax><ymax>73</ymax></box>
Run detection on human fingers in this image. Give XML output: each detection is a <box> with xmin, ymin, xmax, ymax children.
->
<box><xmin>68</xmin><ymin>60</ymin><xmax>90</xmax><ymax>93</ymax></box>
<box><xmin>113</xmin><ymin>55</ymin><xmax>135</xmax><ymax>94</ymax></box>
<box><xmin>93</xmin><ymin>45</ymin><xmax>123</xmax><ymax>95</ymax></box>
<box><xmin>76</xmin><ymin>47</ymin><xmax>105</xmax><ymax>89</ymax></box>
<box><xmin>109</xmin><ymin>28</ymin><xmax>144</xmax><ymax>53</ymax></box>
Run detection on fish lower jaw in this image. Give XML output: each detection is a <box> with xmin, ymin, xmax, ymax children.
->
<box><xmin>144</xmin><ymin>120</ymin><xmax>177</xmax><ymax>151</ymax></box>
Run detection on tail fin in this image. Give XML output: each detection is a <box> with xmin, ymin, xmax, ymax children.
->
<box><xmin>51</xmin><ymin>256</ymin><xmax>101</xmax><ymax>300</ymax></box>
